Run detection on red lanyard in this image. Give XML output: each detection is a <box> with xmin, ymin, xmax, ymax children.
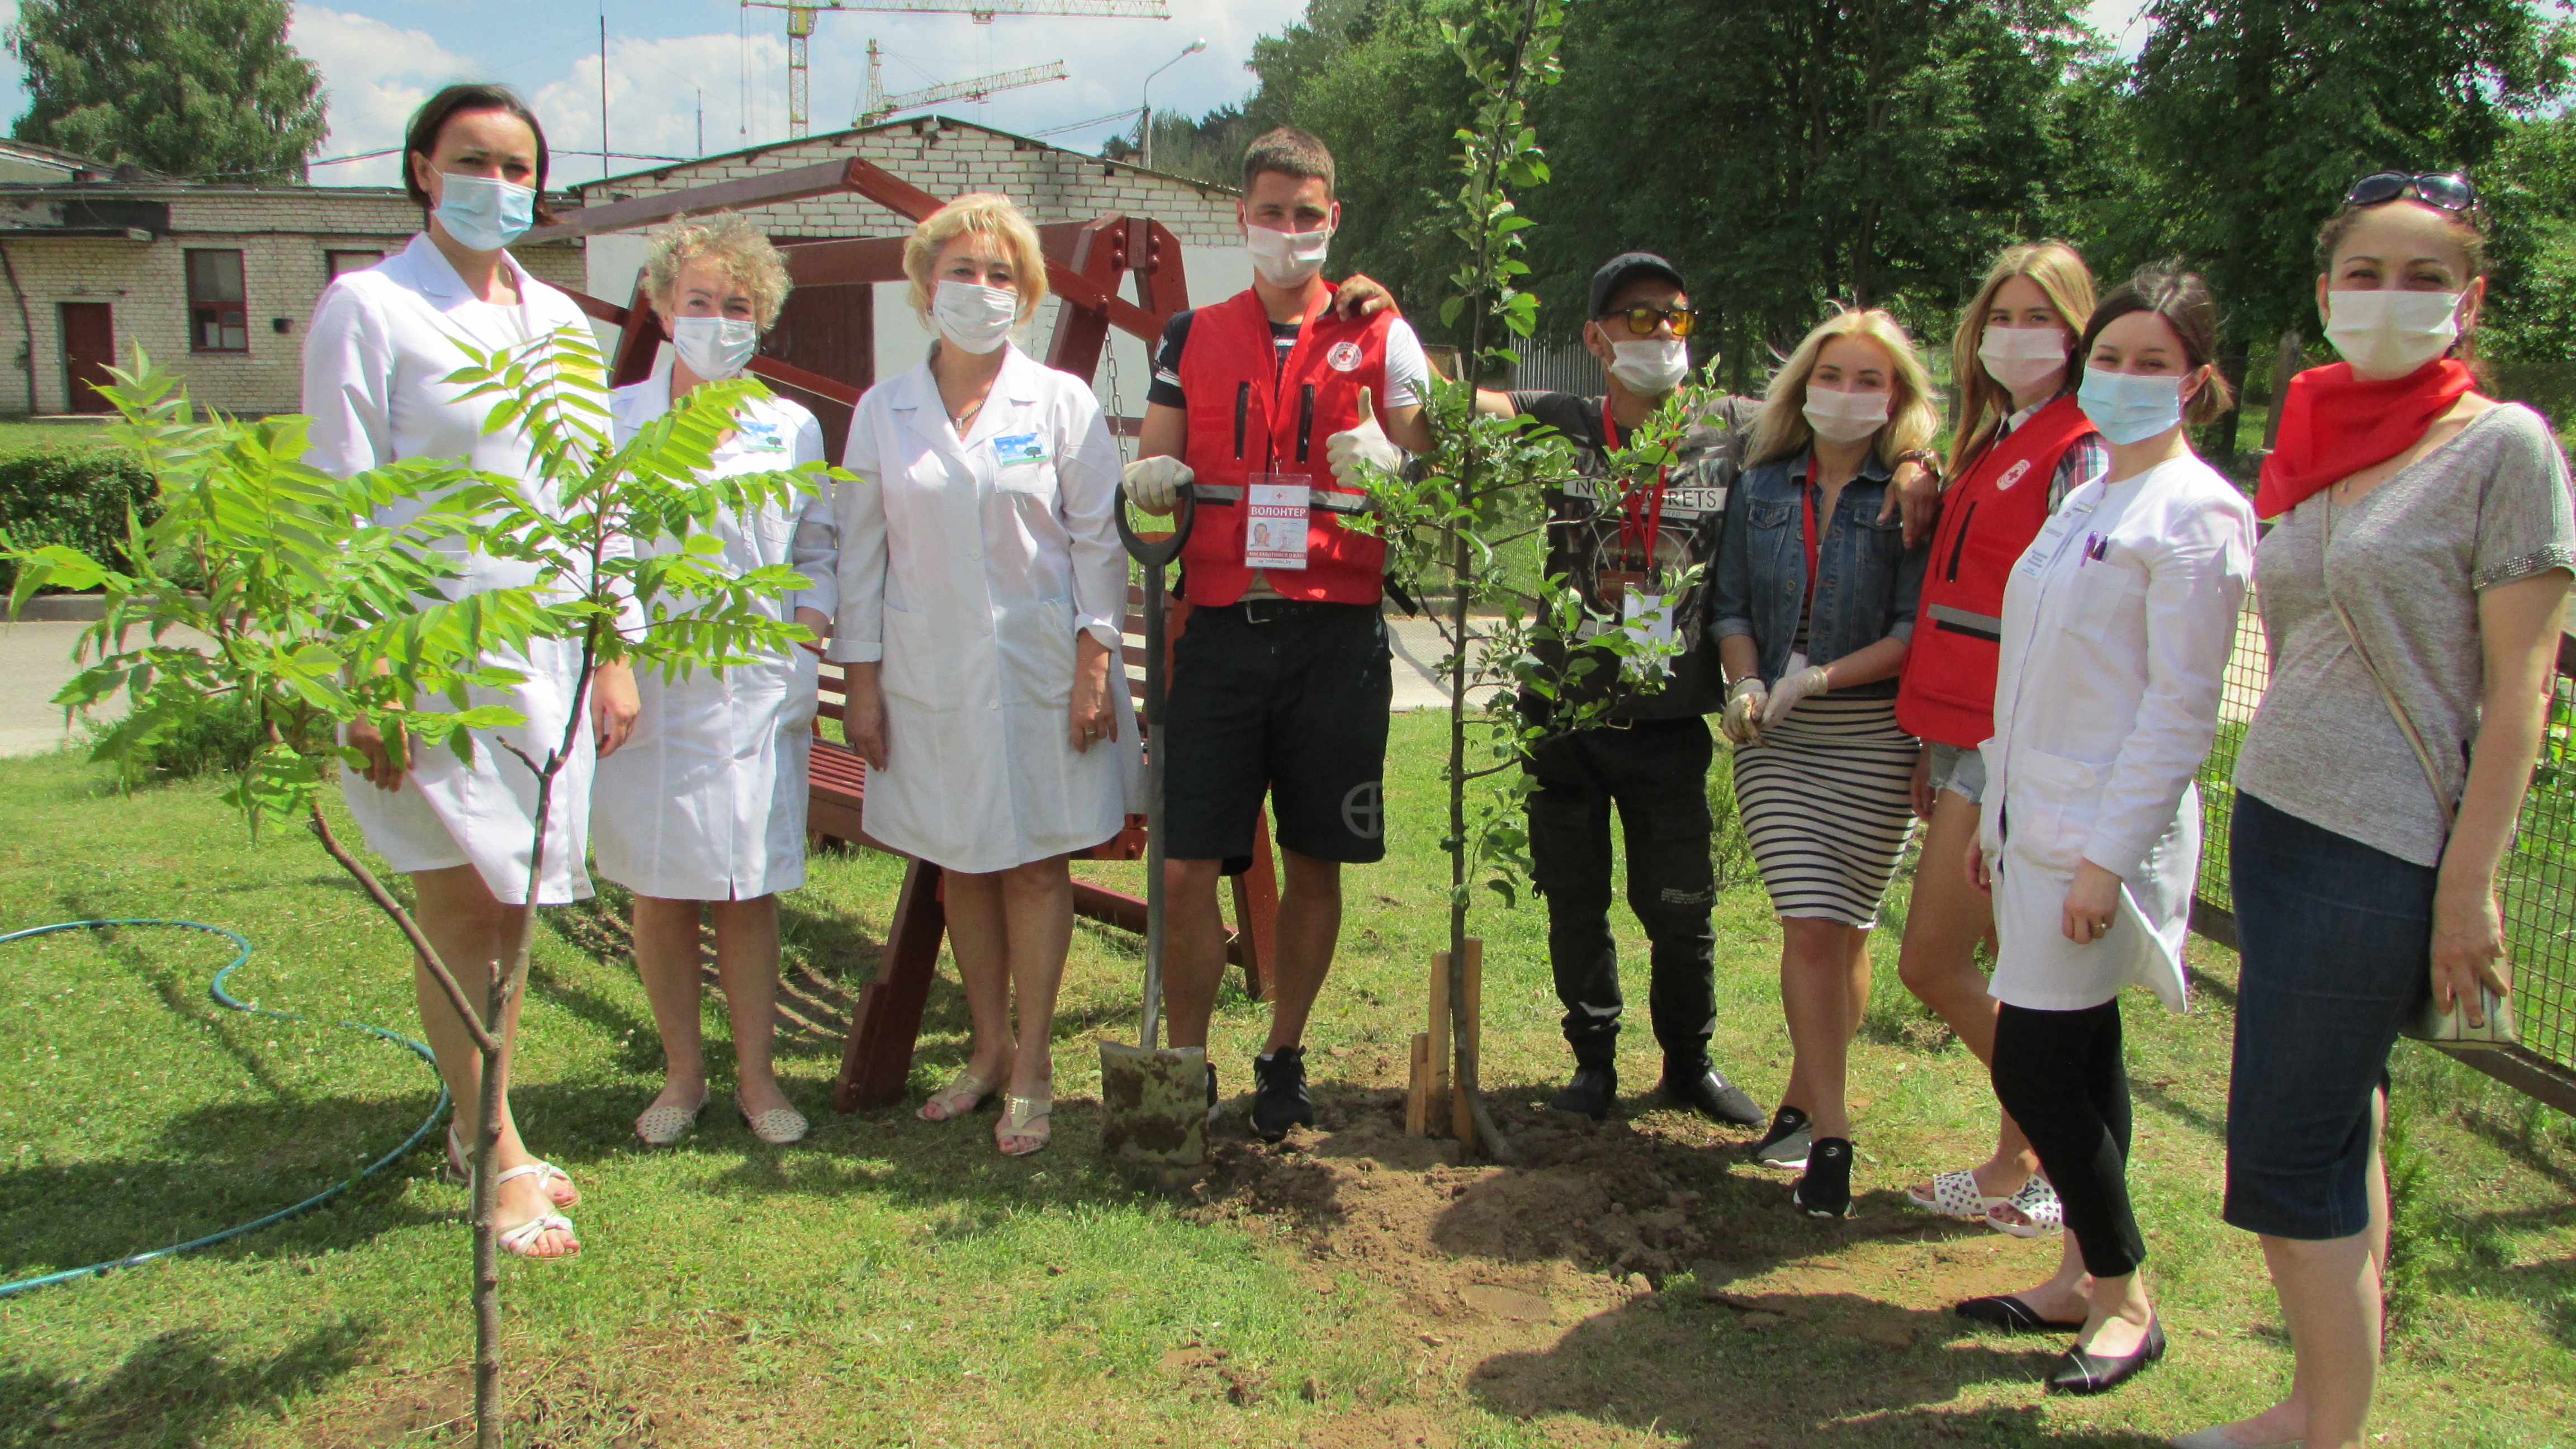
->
<box><xmin>1603</xmin><ymin>396</ymin><xmax>1667</xmax><ymax>569</ymax></box>
<box><xmin>1802</xmin><ymin>454</ymin><xmax>1822</xmax><ymax>612</ymax></box>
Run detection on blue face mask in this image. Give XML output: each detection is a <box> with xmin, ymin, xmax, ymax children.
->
<box><xmin>433</xmin><ymin>173</ymin><xmax>537</xmax><ymax>252</ymax></box>
<box><xmin>2077</xmin><ymin>366</ymin><xmax>2185</xmax><ymax>446</ymax></box>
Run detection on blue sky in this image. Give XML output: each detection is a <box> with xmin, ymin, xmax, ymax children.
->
<box><xmin>0</xmin><ymin>1</ymin><xmax>2152</xmax><ymax>190</ymax></box>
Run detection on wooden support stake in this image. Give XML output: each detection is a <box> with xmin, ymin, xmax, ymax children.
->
<box><xmin>1450</xmin><ymin>937</ymin><xmax>1483</xmax><ymax>1152</ymax></box>
<box><xmin>1405</xmin><ymin>1031</ymin><xmax>1431</xmax><ymax>1136</ymax></box>
<box><xmin>1427</xmin><ymin>950</ymin><xmax>1452</xmax><ymax>1134</ymax></box>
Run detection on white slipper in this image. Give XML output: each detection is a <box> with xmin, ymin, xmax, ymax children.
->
<box><xmin>1986</xmin><ymin>1175</ymin><xmax>2066</xmax><ymax>1239</ymax></box>
<box><xmin>1907</xmin><ymin>1166</ymin><xmax>2011</xmax><ymax>1220</ymax></box>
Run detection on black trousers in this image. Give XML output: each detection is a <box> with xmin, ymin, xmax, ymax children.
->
<box><xmin>1523</xmin><ymin>716</ymin><xmax>1718</xmax><ymax>1072</ymax></box>
<box><xmin>1991</xmin><ymin>999</ymin><xmax>2146</xmax><ymax>1278</ymax></box>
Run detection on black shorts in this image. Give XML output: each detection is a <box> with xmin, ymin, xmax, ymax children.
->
<box><xmin>1162</xmin><ymin>600</ymin><xmax>1393</xmax><ymax>870</ymax></box>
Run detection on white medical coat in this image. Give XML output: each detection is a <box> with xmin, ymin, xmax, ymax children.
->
<box><xmin>590</xmin><ymin>366</ymin><xmax>835</xmax><ymax>900</ymax></box>
<box><xmin>1980</xmin><ymin>454</ymin><xmax>2255</xmax><ymax>1012</ymax></box>
<box><xmin>302</xmin><ymin>234</ymin><xmax>606</xmax><ymax>905</ymax></box>
<box><xmin>827</xmin><ymin>344</ymin><xmax>1140</xmax><ymax>873</ymax></box>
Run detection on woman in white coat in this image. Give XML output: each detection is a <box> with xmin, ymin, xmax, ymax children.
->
<box><xmin>591</xmin><ymin>213</ymin><xmax>834</xmax><ymax>1149</ymax></box>
<box><xmin>830</xmin><ymin>193</ymin><xmax>1138</xmax><ymax>1157</ymax></box>
<box><xmin>1960</xmin><ymin>266</ymin><xmax>2255</xmax><ymax>1394</ymax></box>
<box><xmin>304</xmin><ymin>84</ymin><xmax>639</xmax><ymax>1259</ymax></box>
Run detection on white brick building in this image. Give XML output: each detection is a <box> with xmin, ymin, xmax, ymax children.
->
<box><xmin>0</xmin><ymin>177</ymin><xmax>584</xmax><ymax>417</ymax></box>
<box><xmin>566</xmin><ymin>115</ymin><xmax>1252</xmax><ymax>432</ymax></box>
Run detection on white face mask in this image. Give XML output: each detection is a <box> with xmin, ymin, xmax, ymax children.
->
<box><xmin>932</xmin><ymin>280</ymin><xmax>1018</xmax><ymax>354</ymax></box>
<box><xmin>2324</xmin><ymin>288</ymin><xmax>2462</xmax><ymax>377</ymax></box>
<box><xmin>1246</xmin><ymin>222</ymin><xmax>1332</xmax><ymax>288</ymax></box>
<box><xmin>1978</xmin><ymin>325</ymin><xmax>2069</xmax><ymax>397</ymax></box>
<box><xmin>432</xmin><ymin>172</ymin><xmax>537</xmax><ymax>253</ymax></box>
<box><xmin>1607</xmin><ymin>338</ymin><xmax>1689</xmax><ymax>396</ymax></box>
<box><xmin>2077</xmin><ymin>367</ymin><xmax>2186</xmax><ymax>446</ymax></box>
<box><xmin>671</xmin><ymin>315</ymin><xmax>759</xmax><ymax>381</ymax></box>
<box><xmin>1802</xmin><ymin>384</ymin><xmax>1891</xmax><ymax>444</ymax></box>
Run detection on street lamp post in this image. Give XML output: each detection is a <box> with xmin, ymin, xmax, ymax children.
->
<box><xmin>1138</xmin><ymin>37</ymin><xmax>1208</xmax><ymax>171</ymax></box>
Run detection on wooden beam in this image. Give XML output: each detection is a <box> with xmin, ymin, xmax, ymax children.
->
<box><xmin>525</xmin><ymin>158</ymin><xmax>868</xmax><ymax>242</ymax></box>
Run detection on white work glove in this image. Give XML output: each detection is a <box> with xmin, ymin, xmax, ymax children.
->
<box><xmin>1325</xmin><ymin>386</ymin><xmax>1403</xmax><ymax>490</ymax></box>
<box><xmin>1761</xmin><ymin>664</ymin><xmax>1831</xmax><ymax>727</ymax></box>
<box><xmin>1720</xmin><ymin>677</ymin><xmax>1768</xmax><ymax>747</ymax></box>
<box><xmin>1121</xmin><ymin>454</ymin><xmax>1193</xmax><ymax>515</ymax></box>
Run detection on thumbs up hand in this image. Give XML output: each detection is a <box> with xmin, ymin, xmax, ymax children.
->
<box><xmin>1325</xmin><ymin>385</ymin><xmax>1404</xmax><ymax>490</ymax></box>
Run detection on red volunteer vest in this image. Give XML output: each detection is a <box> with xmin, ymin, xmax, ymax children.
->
<box><xmin>1175</xmin><ymin>283</ymin><xmax>1393</xmax><ymax>606</ymax></box>
<box><xmin>1896</xmin><ymin>392</ymin><xmax>2099</xmax><ymax>747</ymax></box>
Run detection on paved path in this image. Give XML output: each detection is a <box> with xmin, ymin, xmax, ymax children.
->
<box><xmin>1</xmin><ymin>621</ymin><xmax>98</xmax><ymax>757</ymax></box>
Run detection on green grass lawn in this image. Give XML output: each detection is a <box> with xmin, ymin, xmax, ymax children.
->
<box><xmin>0</xmin><ymin>420</ymin><xmax>110</xmax><ymax>453</ymax></box>
<box><xmin>2</xmin><ymin>714</ymin><xmax>2572</xmax><ymax>1447</ymax></box>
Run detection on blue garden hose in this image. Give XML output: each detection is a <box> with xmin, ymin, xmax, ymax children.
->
<box><xmin>0</xmin><ymin>919</ymin><xmax>450</xmax><ymax>1299</ymax></box>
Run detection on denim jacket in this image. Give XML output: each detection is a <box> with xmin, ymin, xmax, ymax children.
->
<box><xmin>1710</xmin><ymin>446</ymin><xmax>1926</xmax><ymax>690</ymax></box>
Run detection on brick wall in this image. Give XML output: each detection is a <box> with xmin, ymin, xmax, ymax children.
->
<box><xmin>567</xmin><ymin>118</ymin><xmax>1241</xmax><ymax>247</ymax></box>
<box><xmin>0</xmin><ymin>186</ymin><xmax>584</xmax><ymax>415</ymax></box>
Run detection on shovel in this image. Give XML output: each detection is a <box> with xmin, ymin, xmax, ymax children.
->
<box><xmin>1099</xmin><ymin>484</ymin><xmax>1208</xmax><ymax>1169</ymax></box>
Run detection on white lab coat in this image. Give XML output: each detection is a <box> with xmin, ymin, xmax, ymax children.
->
<box><xmin>827</xmin><ymin>344</ymin><xmax>1140</xmax><ymax>873</ymax></box>
<box><xmin>302</xmin><ymin>233</ymin><xmax>607</xmax><ymax>905</ymax></box>
<box><xmin>590</xmin><ymin>363</ymin><xmax>836</xmax><ymax>899</ymax></box>
<box><xmin>1980</xmin><ymin>454</ymin><xmax>2255</xmax><ymax>1012</ymax></box>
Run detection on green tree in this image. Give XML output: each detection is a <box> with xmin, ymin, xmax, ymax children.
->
<box><xmin>2125</xmin><ymin>0</ymin><xmax>2573</xmax><ymax>461</ymax></box>
<box><xmin>7</xmin><ymin>0</ymin><xmax>327</xmax><ymax>182</ymax></box>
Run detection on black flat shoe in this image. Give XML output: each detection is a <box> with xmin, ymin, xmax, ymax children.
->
<box><xmin>1953</xmin><ymin>1294</ymin><xmax>2087</xmax><ymax>1334</ymax></box>
<box><xmin>2047</xmin><ymin>1318</ymin><xmax>2166</xmax><ymax>1395</ymax></box>
<box><xmin>1659</xmin><ymin>1060</ymin><xmax>1767</xmax><ymax>1127</ymax></box>
<box><xmin>1550</xmin><ymin>1066</ymin><xmax>1618</xmax><ymax>1120</ymax></box>
<box><xmin>1248</xmin><ymin>1047</ymin><xmax>1314</xmax><ymax>1141</ymax></box>
<box><xmin>1792</xmin><ymin>1137</ymin><xmax>1855</xmax><ymax>1218</ymax></box>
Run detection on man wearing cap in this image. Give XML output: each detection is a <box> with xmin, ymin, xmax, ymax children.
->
<box><xmin>1474</xmin><ymin>252</ymin><xmax>1769</xmax><ymax>1125</ymax></box>
<box><xmin>1120</xmin><ymin>126</ymin><xmax>1433</xmax><ymax>1142</ymax></box>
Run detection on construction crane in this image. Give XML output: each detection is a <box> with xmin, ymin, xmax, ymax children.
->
<box><xmin>859</xmin><ymin>41</ymin><xmax>1067</xmax><ymax>126</ymax></box>
<box><xmin>740</xmin><ymin>0</ymin><xmax>1171</xmax><ymax>139</ymax></box>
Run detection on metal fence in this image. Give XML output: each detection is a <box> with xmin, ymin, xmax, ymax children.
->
<box><xmin>2189</xmin><ymin>593</ymin><xmax>2576</xmax><ymax>1114</ymax></box>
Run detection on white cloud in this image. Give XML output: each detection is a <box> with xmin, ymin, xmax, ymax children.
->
<box><xmin>291</xmin><ymin>4</ymin><xmax>480</xmax><ymax>186</ymax></box>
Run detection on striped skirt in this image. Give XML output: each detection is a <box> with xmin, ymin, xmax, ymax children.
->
<box><xmin>1731</xmin><ymin>693</ymin><xmax>1919</xmax><ymax>927</ymax></box>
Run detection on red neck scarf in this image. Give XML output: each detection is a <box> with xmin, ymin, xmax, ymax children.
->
<box><xmin>2256</xmin><ymin>358</ymin><xmax>2477</xmax><ymax>518</ymax></box>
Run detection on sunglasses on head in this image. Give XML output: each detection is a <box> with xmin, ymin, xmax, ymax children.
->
<box><xmin>1600</xmin><ymin>304</ymin><xmax>1697</xmax><ymax>338</ymax></box>
<box><xmin>2346</xmin><ymin>171</ymin><xmax>2478</xmax><ymax>212</ymax></box>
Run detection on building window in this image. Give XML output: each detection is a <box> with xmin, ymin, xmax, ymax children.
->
<box><xmin>326</xmin><ymin>249</ymin><xmax>383</xmax><ymax>279</ymax></box>
<box><xmin>186</xmin><ymin>249</ymin><xmax>248</xmax><ymax>353</ymax></box>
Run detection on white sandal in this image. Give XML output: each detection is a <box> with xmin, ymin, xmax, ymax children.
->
<box><xmin>920</xmin><ymin>1067</ymin><xmax>997</xmax><ymax>1123</ymax></box>
<box><xmin>996</xmin><ymin>1087</ymin><xmax>1052</xmax><ymax>1157</ymax></box>
<box><xmin>445</xmin><ymin>1126</ymin><xmax>579</xmax><ymax>1206</ymax></box>
<box><xmin>1986</xmin><ymin>1176</ymin><xmax>2066</xmax><ymax>1239</ymax></box>
<box><xmin>1908</xmin><ymin>1166</ymin><xmax>2014</xmax><ymax>1221</ymax></box>
<box><xmin>492</xmin><ymin>1163</ymin><xmax>580</xmax><ymax>1259</ymax></box>
<box><xmin>634</xmin><ymin>1087</ymin><xmax>711</xmax><ymax>1147</ymax></box>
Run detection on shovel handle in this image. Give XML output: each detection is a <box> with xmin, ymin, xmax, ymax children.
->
<box><xmin>1117</xmin><ymin>486</ymin><xmax>1195</xmax><ymax>569</ymax></box>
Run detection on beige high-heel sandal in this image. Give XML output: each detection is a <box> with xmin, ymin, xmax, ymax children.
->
<box><xmin>996</xmin><ymin>1085</ymin><xmax>1052</xmax><ymax>1157</ymax></box>
<box><xmin>919</xmin><ymin>1067</ymin><xmax>997</xmax><ymax>1123</ymax></box>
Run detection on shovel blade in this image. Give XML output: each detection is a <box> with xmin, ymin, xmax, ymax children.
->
<box><xmin>1098</xmin><ymin>1039</ymin><xmax>1209</xmax><ymax>1167</ymax></box>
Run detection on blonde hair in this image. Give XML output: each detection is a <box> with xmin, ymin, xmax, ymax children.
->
<box><xmin>1948</xmin><ymin>240</ymin><xmax>2096</xmax><ymax>470</ymax></box>
<box><xmin>642</xmin><ymin>211</ymin><xmax>793</xmax><ymax>330</ymax></box>
<box><xmin>1748</xmin><ymin>306</ymin><xmax>1942</xmax><ymax>468</ymax></box>
<box><xmin>903</xmin><ymin>192</ymin><xmax>1049</xmax><ymax>324</ymax></box>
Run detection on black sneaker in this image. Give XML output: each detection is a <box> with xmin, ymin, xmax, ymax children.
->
<box><xmin>1549</xmin><ymin>1065</ymin><xmax>1618</xmax><ymax>1120</ymax></box>
<box><xmin>1660</xmin><ymin>1060</ymin><xmax>1767</xmax><ymax>1128</ymax></box>
<box><xmin>1751</xmin><ymin>1105</ymin><xmax>1812</xmax><ymax>1169</ymax></box>
<box><xmin>1792</xmin><ymin>1137</ymin><xmax>1856</xmax><ymax>1219</ymax></box>
<box><xmin>1248</xmin><ymin>1047</ymin><xmax>1314</xmax><ymax>1141</ymax></box>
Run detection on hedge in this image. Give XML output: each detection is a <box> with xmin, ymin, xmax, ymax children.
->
<box><xmin>0</xmin><ymin>445</ymin><xmax>157</xmax><ymax>593</ymax></box>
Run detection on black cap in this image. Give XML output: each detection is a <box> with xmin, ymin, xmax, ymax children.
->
<box><xmin>1588</xmin><ymin>252</ymin><xmax>1687</xmax><ymax>318</ymax></box>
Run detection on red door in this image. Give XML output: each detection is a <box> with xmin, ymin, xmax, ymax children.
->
<box><xmin>59</xmin><ymin>302</ymin><xmax>115</xmax><ymax>414</ymax></box>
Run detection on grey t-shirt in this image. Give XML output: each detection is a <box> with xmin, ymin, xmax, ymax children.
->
<box><xmin>2236</xmin><ymin>403</ymin><xmax>2576</xmax><ymax>867</ymax></box>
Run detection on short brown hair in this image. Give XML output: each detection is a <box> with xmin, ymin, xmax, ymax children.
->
<box><xmin>2078</xmin><ymin>263</ymin><xmax>2236</xmax><ymax>426</ymax></box>
<box><xmin>1242</xmin><ymin>126</ymin><xmax>1334</xmax><ymax>196</ymax></box>
<box><xmin>404</xmin><ymin>83</ymin><xmax>552</xmax><ymax>220</ymax></box>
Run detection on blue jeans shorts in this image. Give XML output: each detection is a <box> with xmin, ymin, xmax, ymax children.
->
<box><xmin>1925</xmin><ymin>740</ymin><xmax>1987</xmax><ymax>804</ymax></box>
<box><xmin>2223</xmin><ymin>792</ymin><xmax>2436</xmax><ymax>1241</ymax></box>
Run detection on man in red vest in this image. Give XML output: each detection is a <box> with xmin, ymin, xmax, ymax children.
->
<box><xmin>1123</xmin><ymin>126</ymin><xmax>1433</xmax><ymax>1140</ymax></box>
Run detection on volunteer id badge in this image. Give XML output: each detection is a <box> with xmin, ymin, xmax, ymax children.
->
<box><xmin>993</xmin><ymin>432</ymin><xmax>1048</xmax><ymax>465</ymax></box>
<box><xmin>1620</xmin><ymin>589</ymin><xmax>1677</xmax><ymax>650</ymax></box>
<box><xmin>1246</xmin><ymin>473</ymin><xmax>1310</xmax><ymax>570</ymax></box>
<box><xmin>733</xmin><ymin>418</ymin><xmax>788</xmax><ymax>453</ymax></box>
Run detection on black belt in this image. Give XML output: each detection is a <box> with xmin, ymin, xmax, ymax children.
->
<box><xmin>1202</xmin><ymin>596</ymin><xmax>1374</xmax><ymax>626</ymax></box>
<box><xmin>1188</xmin><ymin>482</ymin><xmax>1374</xmax><ymax>516</ymax></box>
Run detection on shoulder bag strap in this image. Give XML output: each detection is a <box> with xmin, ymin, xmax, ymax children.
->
<box><xmin>2324</xmin><ymin>490</ymin><xmax>2458</xmax><ymax>839</ymax></box>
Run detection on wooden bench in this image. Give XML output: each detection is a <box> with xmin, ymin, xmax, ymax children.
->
<box><xmin>818</xmin><ymin>587</ymin><xmax>1282</xmax><ymax>1113</ymax></box>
